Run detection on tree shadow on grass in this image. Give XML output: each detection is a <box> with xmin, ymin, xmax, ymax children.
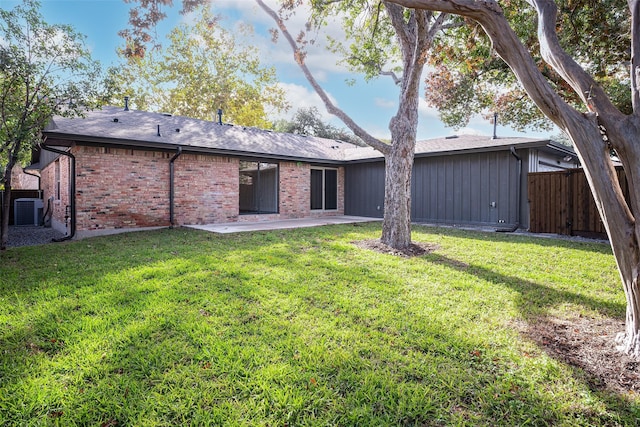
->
<box><xmin>414</xmin><ymin>224</ymin><xmax>613</xmax><ymax>255</ymax></box>
<box><xmin>426</xmin><ymin>252</ymin><xmax>624</xmax><ymax>319</ymax></box>
<box><xmin>426</xmin><ymin>251</ymin><xmax>640</xmax><ymax>414</ymax></box>
<box><xmin>2</xmin><ymin>224</ymin><xmax>639</xmax><ymax>425</ymax></box>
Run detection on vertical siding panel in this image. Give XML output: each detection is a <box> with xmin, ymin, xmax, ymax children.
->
<box><xmin>445</xmin><ymin>157</ymin><xmax>454</xmax><ymax>221</ymax></box>
<box><xmin>436</xmin><ymin>159</ymin><xmax>446</xmax><ymax>220</ymax></box>
<box><xmin>497</xmin><ymin>152</ymin><xmax>511</xmax><ymax>225</ymax></box>
<box><xmin>461</xmin><ymin>155</ymin><xmax>471</xmax><ymax>222</ymax></box>
<box><xmin>470</xmin><ymin>155</ymin><xmax>482</xmax><ymax>224</ymax></box>
<box><xmin>344</xmin><ymin>162</ymin><xmax>385</xmax><ymax>218</ymax></box>
<box><xmin>489</xmin><ymin>153</ymin><xmax>498</xmax><ymax>224</ymax></box>
<box><xmin>429</xmin><ymin>158</ymin><xmax>438</xmax><ymax>220</ymax></box>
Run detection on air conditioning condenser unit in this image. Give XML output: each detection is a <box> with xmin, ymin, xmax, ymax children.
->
<box><xmin>14</xmin><ymin>198</ymin><xmax>44</xmax><ymax>226</ymax></box>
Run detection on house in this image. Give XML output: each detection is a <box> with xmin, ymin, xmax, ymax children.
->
<box><xmin>344</xmin><ymin>134</ymin><xmax>577</xmax><ymax>230</ymax></box>
<box><xmin>32</xmin><ymin>104</ymin><xmax>575</xmax><ymax>238</ymax></box>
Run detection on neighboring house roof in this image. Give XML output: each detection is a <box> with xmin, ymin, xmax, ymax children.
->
<box><xmin>42</xmin><ymin>106</ymin><xmax>572</xmax><ymax>163</ymax></box>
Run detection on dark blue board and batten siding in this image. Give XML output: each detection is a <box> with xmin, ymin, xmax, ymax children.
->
<box><xmin>345</xmin><ymin>150</ymin><xmax>522</xmax><ymax>228</ymax></box>
<box><xmin>344</xmin><ymin>162</ymin><xmax>386</xmax><ymax>219</ymax></box>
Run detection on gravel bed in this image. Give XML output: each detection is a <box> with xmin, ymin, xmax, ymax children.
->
<box><xmin>6</xmin><ymin>226</ymin><xmax>67</xmax><ymax>248</ymax></box>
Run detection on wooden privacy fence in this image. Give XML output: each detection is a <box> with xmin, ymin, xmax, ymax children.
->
<box><xmin>528</xmin><ymin>167</ymin><xmax>629</xmax><ymax>238</ymax></box>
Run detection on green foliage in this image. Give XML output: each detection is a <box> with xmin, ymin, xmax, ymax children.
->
<box><xmin>0</xmin><ymin>0</ymin><xmax>103</xmax><ymax>248</ymax></box>
<box><xmin>0</xmin><ymin>0</ymin><xmax>102</xmax><ymax>169</ymax></box>
<box><xmin>427</xmin><ymin>0</ymin><xmax>631</xmax><ymax>131</ymax></box>
<box><xmin>109</xmin><ymin>6</ymin><xmax>288</xmax><ymax>128</ymax></box>
<box><xmin>273</xmin><ymin>107</ymin><xmax>363</xmax><ymax>145</ymax></box>
<box><xmin>308</xmin><ymin>0</ymin><xmax>403</xmax><ymax>82</ymax></box>
<box><xmin>0</xmin><ymin>224</ymin><xmax>636</xmax><ymax>425</ymax></box>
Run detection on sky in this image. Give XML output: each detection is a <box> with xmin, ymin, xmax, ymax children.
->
<box><xmin>1</xmin><ymin>0</ymin><xmax>555</xmax><ymax>141</ymax></box>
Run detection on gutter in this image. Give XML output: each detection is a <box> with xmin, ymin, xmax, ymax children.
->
<box><xmin>21</xmin><ymin>167</ymin><xmax>41</xmax><ymax>194</ymax></box>
<box><xmin>21</xmin><ymin>166</ymin><xmax>47</xmax><ymax>225</ymax></box>
<box><xmin>497</xmin><ymin>146</ymin><xmax>522</xmax><ymax>233</ymax></box>
<box><xmin>169</xmin><ymin>147</ymin><xmax>182</xmax><ymax>228</ymax></box>
<box><xmin>40</xmin><ymin>141</ymin><xmax>76</xmax><ymax>241</ymax></box>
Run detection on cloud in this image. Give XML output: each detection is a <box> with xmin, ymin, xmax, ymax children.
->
<box><xmin>374</xmin><ymin>98</ymin><xmax>395</xmax><ymax>109</ymax></box>
<box><xmin>456</xmin><ymin>127</ymin><xmax>489</xmax><ymax>136</ymax></box>
<box><xmin>214</xmin><ymin>0</ymin><xmax>350</xmax><ymax>77</ymax></box>
<box><xmin>273</xmin><ymin>82</ymin><xmax>339</xmax><ymax>121</ymax></box>
<box><xmin>418</xmin><ymin>98</ymin><xmax>440</xmax><ymax>119</ymax></box>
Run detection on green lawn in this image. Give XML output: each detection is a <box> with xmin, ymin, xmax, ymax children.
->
<box><xmin>0</xmin><ymin>223</ymin><xmax>637</xmax><ymax>426</ymax></box>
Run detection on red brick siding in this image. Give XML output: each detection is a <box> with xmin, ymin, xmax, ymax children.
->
<box><xmin>279</xmin><ymin>161</ymin><xmax>310</xmax><ymax>218</ymax></box>
<box><xmin>10</xmin><ymin>168</ymin><xmax>39</xmax><ymax>190</ymax></box>
<box><xmin>39</xmin><ymin>144</ymin><xmax>345</xmax><ymax>233</ymax></box>
<box><xmin>173</xmin><ymin>154</ymin><xmax>239</xmax><ymax>224</ymax></box>
<box><xmin>41</xmin><ymin>155</ymin><xmax>72</xmax><ymax>232</ymax></box>
<box><xmin>74</xmin><ymin>146</ymin><xmax>171</xmax><ymax>231</ymax></box>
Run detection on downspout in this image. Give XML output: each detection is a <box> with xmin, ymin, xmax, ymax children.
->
<box><xmin>498</xmin><ymin>146</ymin><xmax>522</xmax><ymax>232</ymax></box>
<box><xmin>169</xmin><ymin>147</ymin><xmax>182</xmax><ymax>228</ymax></box>
<box><xmin>40</xmin><ymin>141</ymin><xmax>76</xmax><ymax>241</ymax></box>
<box><xmin>21</xmin><ymin>167</ymin><xmax>45</xmax><ymax>224</ymax></box>
<box><xmin>22</xmin><ymin>167</ymin><xmax>41</xmax><ymax>194</ymax></box>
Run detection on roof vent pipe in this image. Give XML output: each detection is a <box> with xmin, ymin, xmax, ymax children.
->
<box><xmin>492</xmin><ymin>112</ymin><xmax>498</xmax><ymax>140</ymax></box>
<box><xmin>157</xmin><ymin>124</ymin><xmax>161</xmax><ymax>137</ymax></box>
<box><xmin>217</xmin><ymin>108</ymin><xmax>223</xmax><ymax>125</ymax></box>
<box><xmin>124</xmin><ymin>96</ymin><xmax>129</xmax><ymax>111</ymax></box>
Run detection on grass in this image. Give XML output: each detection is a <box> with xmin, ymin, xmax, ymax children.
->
<box><xmin>0</xmin><ymin>223</ymin><xmax>637</xmax><ymax>426</ymax></box>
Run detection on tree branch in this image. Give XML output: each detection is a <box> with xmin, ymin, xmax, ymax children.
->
<box><xmin>387</xmin><ymin>0</ymin><xmax>582</xmax><ymax>131</ymax></box>
<box><xmin>528</xmin><ymin>0</ymin><xmax>621</xmax><ymax>118</ymax></box>
<box><xmin>427</xmin><ymin>10</ymin><xmax>451</xmax><ymax>40</ymax></box>
<box><xmin>255</xmin><ymin>0</ymin><xmax>390</xmax><ymax>155</ymax></box>
<box><xmin>384</xmin><ymin>2</ymin><xmax>414</xmax><ymax>55</ymax></box>
<box><xmin>381</xmin><ymin>69</ymin><xmax>402</xmax><ymax>85</ymax></box>
<box><xmin>630</xmin><ymin>0</ymin><xmax>640</xmax><ymax>113</ymax></box>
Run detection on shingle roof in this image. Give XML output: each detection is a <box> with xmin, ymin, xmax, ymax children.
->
<box><xmin>43</xmin><ymin>106</ymin><xmax>565</xmax><ymax>163</ymax></box>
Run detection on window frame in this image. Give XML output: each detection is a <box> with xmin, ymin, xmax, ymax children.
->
<box><xmin>239</xmin><ymin>160</ymin><xmax>279</xmax><ymax>215</ymax></box>
<box><xmin>54</xmin><ymin>159</ymin><xmax>61</xmax><ymax>200</ymax></box>
<box><xmin>310</xmin><ymin>167</ymin><xmax>338</xmax><ymax>211</ymax></box>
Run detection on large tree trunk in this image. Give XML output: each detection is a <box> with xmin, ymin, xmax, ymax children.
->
<box><xmin>563</xmin><ymin>113</ymin><xmax>640</xmax><ymax>357</ymax></box>
<box><xmin>1</xmin><ymin>185</ymin><xmax>10</xmax><ymax>250</ymax></box>
<box><xmin>389</xmin><ymin>0</ymin><xmax>640</xmax><ymax>357</ymax></box>
<box><xmin>381</xmin><ymin>137</ymin><xmax>415</xmax><ymax>249</ymax></box>
<box><xmin>1</xmin><ymin>170</ymin><xmax>13</xmax><ymax>250</ymax></box>
<box><xmin>255</xmin><ymin>0</ymin><xmax>434</xmax><ymax>251</ymax></box>
<box><xmin>616</xmin><ymin>244</ymin><xmax>640</xmax><ymax>357</ymax></box>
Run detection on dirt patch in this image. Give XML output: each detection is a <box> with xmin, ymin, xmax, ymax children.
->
<box><xmin>515</xmin><ymin>316</ymin><xmax>640</xmax><ymax>395</ymax></box>
<box><xmin>352</xmin><ymin>239</ymin><xmax>439</xmax><ymax>258</ymax></box>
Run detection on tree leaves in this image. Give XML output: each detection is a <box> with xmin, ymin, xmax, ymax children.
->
<box><xmin>273</xmin><ymin>107</ymin><xmax>363</xmax><ymax>145</ymax></box>
<box><xmin>423</xmin><ymin>0</ymin><xmax>631</xmax><ymax>131</ymax></box>
<box><xmin>0</xmin><ymin>0</ymin><xmax>104</xmax><ymax>248</ymax></box>
<box><xmin>110</xmin><ymin>6</ymin><xmax>288</xmax><ymax>127</ymax></box>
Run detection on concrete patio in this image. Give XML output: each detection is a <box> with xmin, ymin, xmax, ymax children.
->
<box><xmin>185</xmin><ymin>215</ymin><xmax>378</xmax><ymax>234</ymax></box>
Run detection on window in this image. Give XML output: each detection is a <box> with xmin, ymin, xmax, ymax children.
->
<box><xmin>54</xmin><ymin>159</ymin><xmax>61</xmax><ymax>200</ymax></box>
<box><xmin>311</xmin><ymin>168</ymin><xmax>338</xmax><ymax>210</ymax></box>
<box><xmin>239</xmin><ymin>161</ymin><xmax>278</xmax><ymax>214</ymax></box>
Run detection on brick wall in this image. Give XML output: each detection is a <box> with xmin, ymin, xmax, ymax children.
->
<box><xmin>174</xmin><ymin>154</ymin><xmax>239</xmax><ymax>224</ymax></box>
<box><xmin>10</xmin><ymin>167</ymin><xmax>39</xmax><ymax>190</ymax></box>
<box><xmin>41</xmin><ymin>154</ymin><xmax>72</xmax><ymax>233</ymax></box>
<box><xmin>279</xmin><ymin>161</ymin><xmax>310</xmax><ymax>219</ymax></box>
<box><xmin>39</xmin><ymin>144</ymin><xmax>344</xmax><ymax>235</ymax></box>
<box><xmin>74</xmin><ymin>146</ymin><xmax>171</xmax><ymax>231</ymax></box>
